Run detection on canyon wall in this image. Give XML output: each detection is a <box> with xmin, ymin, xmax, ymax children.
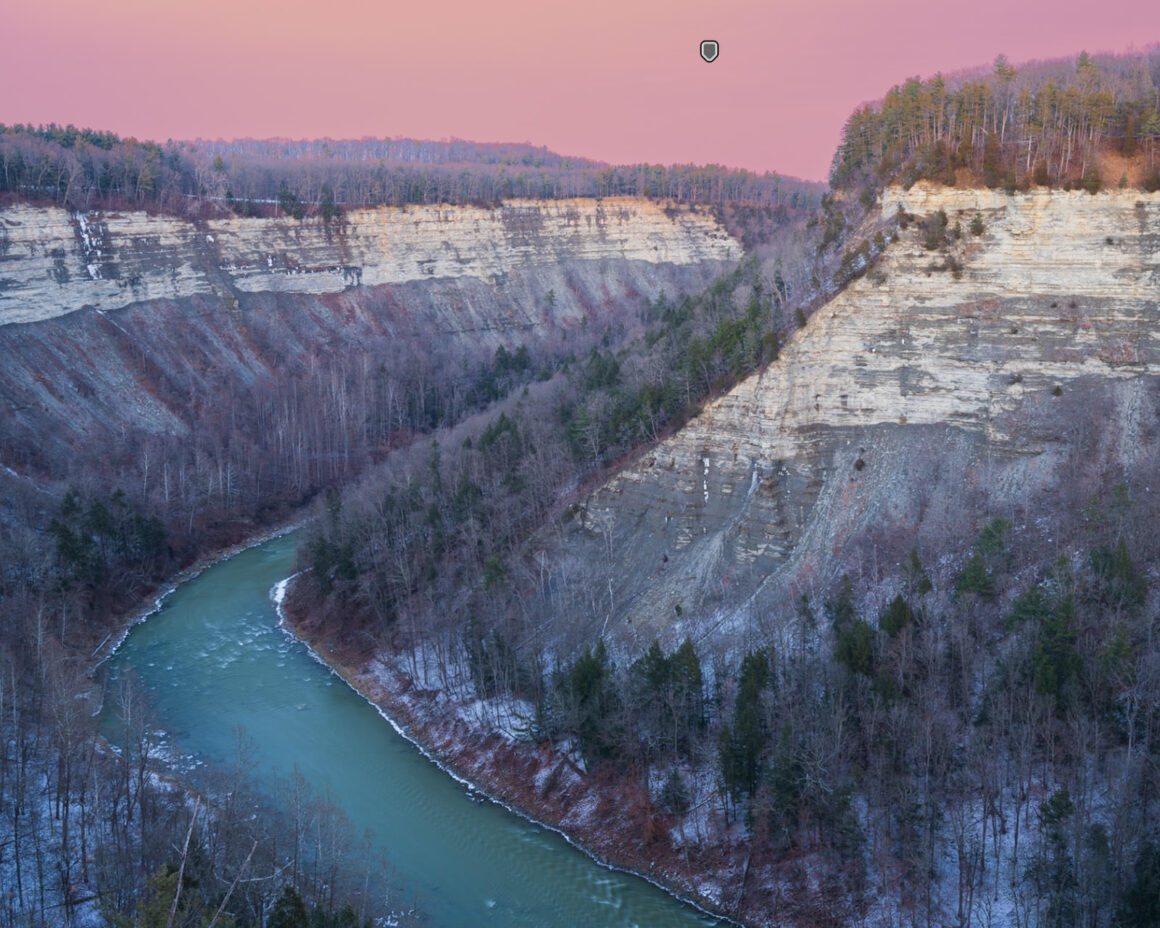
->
<box><xmin>0</xmin><ymin>199</ymin><xmax>739</xmax><ymax>472</ymax></box>
<box><xmin>548</xmin><ymin>184</ymin><xmax>1160</xmax><ymax>650</ymax></box>
<box><xmin>0</xmin><ymin>199</ymin><xmax>737</xmax><ymax>325</ymax></box>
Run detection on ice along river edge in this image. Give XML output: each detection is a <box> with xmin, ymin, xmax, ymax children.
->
<box><xmin>271</xmin><ymin>570</ymin><xmax>739</xmax><ymax>928</ymax></box>
<box><xmin>102</xmin><ymin>527</ymin><xmax>733</xmax><ymax>926</ymax></box>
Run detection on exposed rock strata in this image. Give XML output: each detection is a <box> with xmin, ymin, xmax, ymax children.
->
<box><xmin>554</xmin><ymin>185</ymin><xmax>1160</xmax><ymax>646</ymax></box>
<box><xmin>0</xmin><ymin>198</ymin><xmax>737</xmax><ymax>325</ymax></box>
<box><xmin>0</xmin><ymin>198</ymin><xmax>738</xmax><ymax>471</ymax></box>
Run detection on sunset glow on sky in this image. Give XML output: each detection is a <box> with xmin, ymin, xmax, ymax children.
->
<box><xmin>4</xmin><ymin>0</ymin><xmax>1158</xmax><ymax>180</ymax></box>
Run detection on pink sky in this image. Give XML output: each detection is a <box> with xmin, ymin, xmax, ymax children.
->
<box><xmin>3</xmin><ymin>0</ymin><xmax>1157</xmax><ymax>180</ymax></box>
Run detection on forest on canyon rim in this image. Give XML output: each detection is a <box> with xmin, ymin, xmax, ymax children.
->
<box><xmin>1</xmin><ymin>44</ymin><xmax>1160</xmax><ymax>927</ymax></box>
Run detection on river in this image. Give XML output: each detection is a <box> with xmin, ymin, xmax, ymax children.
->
<box><xmin>101</xmin><ymin>532</ymin><xmax>724</xmax><ymax>928</ymax></box>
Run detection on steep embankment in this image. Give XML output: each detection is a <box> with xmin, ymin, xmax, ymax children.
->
<box><xmin>541</xmin><ymin>184</ymin><xmax>1160</xmax><ymax>649</ymax></box>
<box><xmin>0</xmin><ymin>198</ymin><xmax>738</xmax><ymax>473</ymax></box>
<box><xmin>290</xmin><ymin>183</ymin><xmax>1160</xmax><ymax>928</ymax></box>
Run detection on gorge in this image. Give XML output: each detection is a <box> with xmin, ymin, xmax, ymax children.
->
<box><xmin>0</xmin><ymin>197</ymin><xmax>738</xmax><ymax>475</ymax></box>
<box><xmin>290</xmin><ymin>182</ymin><xmax>1160</xmax><ymax>927</ymax></box>
<box><xmin>4</xmin><ymin>52</ymin><xmax>1160</xmax><ymax>927</ymax></box>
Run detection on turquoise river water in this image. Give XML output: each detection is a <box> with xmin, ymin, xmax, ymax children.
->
<box><xmin>101</xmin><ymin>532</ymin><xmax>723</xmax><ymax>928</ymax></box>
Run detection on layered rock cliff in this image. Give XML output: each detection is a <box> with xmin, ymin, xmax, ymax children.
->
<box><xmin>550</xmin><ymin>184</ymin><xmax>1160</xmax><ymax>648</ymax></box>
<box><xmin>0</xmin><ymin>198</ymin><xmax>737</xmax><ymax>325</ymax></box>
<box><xmin>0</xmin><ymin>199</ymin><xmax>738</xmax><ymax>473</ymax></box>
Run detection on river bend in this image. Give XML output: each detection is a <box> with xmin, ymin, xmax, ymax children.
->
<box><xmin>102</xmin><ymin>532</ymin><xmax>722</xmax><ymax>928</ymax></box>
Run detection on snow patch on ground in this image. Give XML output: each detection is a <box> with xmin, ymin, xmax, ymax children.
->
<box><xmin>0</xmin><ymin>462</ymin><xmax>51</xmax><ymax>495</ymax></box>
<box><xmin>278</xmin><ymin>622</ymin><xmax>740</xmax><ymax>926</ymax></box>
<box><xmin>561</xmin><ymin>791</ymin><xmax>600</xmax><ymax>828</ymax></box>
<box><xmin>455</xmin><ymin>697</ymin><xmax>534</xmax><ymax>742</ymax></box>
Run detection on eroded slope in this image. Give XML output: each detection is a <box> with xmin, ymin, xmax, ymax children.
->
<box><xmin>0</xmin><ymin>199</ymin><xmax>739</xmax><ymax>473</ymax></box>
<box><xmin>551</xmin><ymin>185</ymin><xmax>1160</xmax><ymax>648</ymax></box>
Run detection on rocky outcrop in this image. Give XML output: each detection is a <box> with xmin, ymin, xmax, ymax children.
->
<box><xmin>549</xmin><ymin>184</ymin><xmax>1160</xmax><ymax>648</ymax></box>
<box><xmin>0</xmin><ymin>199</ymin><xmax>737</xmax><ymax>325</ymax></box>
<box><xmin>0</xmin><ymin>198</ymin><xmax>738</xmax><ymax>472</ymax></box>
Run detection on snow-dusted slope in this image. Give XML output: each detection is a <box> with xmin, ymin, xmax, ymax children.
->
<box><xmin>547</xmin><ymin>184</ymin><xmax>1160</xmax><ymax>646</ymax></box>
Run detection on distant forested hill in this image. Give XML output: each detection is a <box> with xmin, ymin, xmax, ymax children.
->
<box><xmin>0</xmin><ymin>124</ymin><xmax>823</xmax><ymax>216</ymax></box>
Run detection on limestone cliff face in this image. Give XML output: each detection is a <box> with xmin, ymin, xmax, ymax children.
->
<box><xmin>555</xmin><ymin>185</ymin><xmax>1160</xmax><ymax>648</ymax></box>
<box><xmin>0</xmin><ymin>198</ymin><xmax>737</xmax><ymax>325</ymax></box>
<box><xmin>0</xmin><ymin>198</ymin><xmax>737</xmax><ymax>469</ymax></box>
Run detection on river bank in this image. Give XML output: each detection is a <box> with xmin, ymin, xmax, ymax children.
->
<box><xmin>106</xmin><ymin>531</ymin><xmax>730</xmax><ymax>927</ymax></box>
<box><xmin>94</xmin><ymin>517</ymin><xmax>310</xmax><ymax>666</ymax></box>
<box><xmin>276</xmin><ymin>575</ymin><xmax>779</xmax><ymax>928</ymax></box>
